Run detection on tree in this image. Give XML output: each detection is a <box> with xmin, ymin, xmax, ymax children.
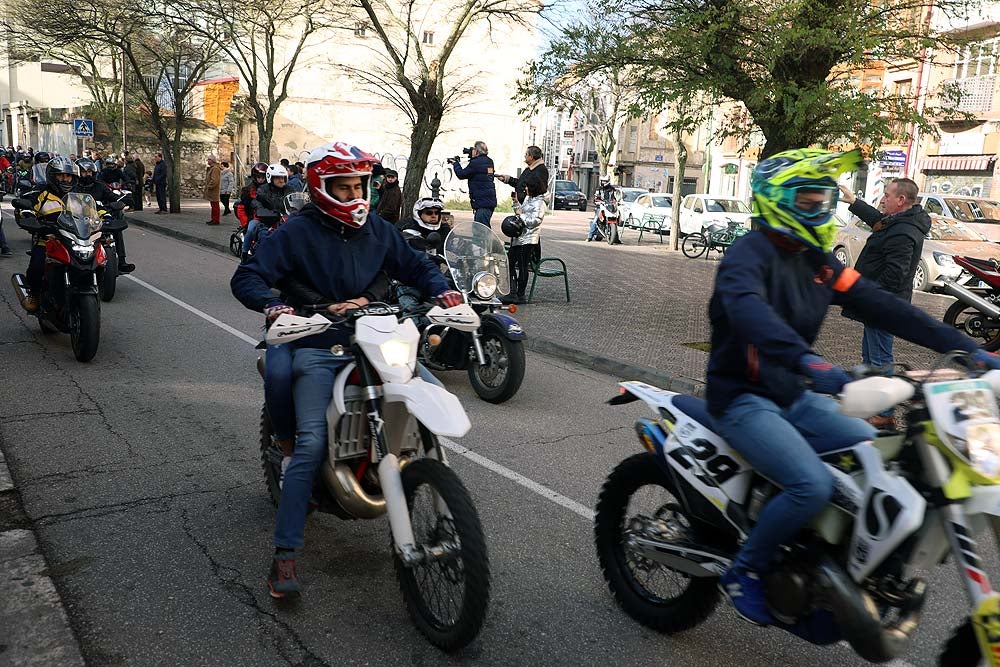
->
<box><xmin>167</xmin><ymin>0</ymin><xmax>329</xmax><ymax>162</ymax></box>
<box><xmin>341</xmin><ymin>0</ymin><xmax>544</xmax><ymax>211</ymax></box>
<box><xmin>528</xmin><ymin>0</ymin><xmax>977</xmax><ymax>159</ymax></box>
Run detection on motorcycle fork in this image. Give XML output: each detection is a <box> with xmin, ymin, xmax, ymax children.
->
<box><xmin>354</xmin><ymin>350</ymin><xmax>418</xmax><ymax>561</ymax></box>
<box><xmin>470</xmin><ymin>329</ymin><xmax>487</xmax><ymax>366</ymax></box>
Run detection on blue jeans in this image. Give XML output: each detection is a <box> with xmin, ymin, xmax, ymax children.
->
<box><xmin>0</xmin><ymin>216</ymin><xmax>9</xmax><ymax>250</ymax></box>
<box><xmin>275</xmin><ymin>347</ymin><xmax>347</xmax><ymax>549</ymax></box>
<box><xmin>862</xmin><ymin>326</ymin><xmax>894</xmax><ymax>368</ymax></box>
<box><xmin>588</xmin><ymin>213</ymin><xmax>601</xmax><ymax>239</ymax></box>
<box><xmin>474</xmin><ymin>208</ymin><xmax>494</xmax><ymax>227</ymax></box>
<box><xmin>242</xmin><ymin>218</ymin><xmax>261</xmax><ymax>255</ymax></box>
<box><xmin>265</xmin><ymin>344</ymin><xmax>295</xmax><ymax>442</ymax></box>
<box><xmin>714</xmin><ymin>391</ymin><xmax>876</xmax><ymax>573</ymax></box>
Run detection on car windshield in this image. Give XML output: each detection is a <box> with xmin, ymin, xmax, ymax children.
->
<box><xmin>705</xmin><ymin>198</ymin><xmax>750</xmax><ymax>213</ymax></box>
<box><xmin>555</xmin><ymin>182</ymin><xmax>577</xmax><ymax>192</ymax></box>
<box><xmin>619</xmin><ymin>190</ymin><xmax>644</xmax><ymax>203</ymax></box>
<box><xmin>651</xmin><ymin>196</ymin><xmax>671</xmax><ymax>208</ymax></box>
<box><xmin>928</xmin><ymin>217</ymin><xmax>987</xmax><ymax>241</ymax></box>
<box><xmin>943</xmin><ymin>198</ymin><xmax>1000</xmax><ymax>222</ymax></box>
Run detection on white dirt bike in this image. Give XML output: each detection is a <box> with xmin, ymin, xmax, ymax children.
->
<box><xmin>258</xmin><ymin>303</ymin><xmax>490</xmax><ymax>651</ymax></box>
<box><xmin>596</xmin><ymin>354</ymin><xmax>1000</xmax><ymax>665</ymax></box>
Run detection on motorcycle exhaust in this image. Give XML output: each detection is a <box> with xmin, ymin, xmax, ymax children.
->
<box><xmin>625</xmin><ymin>535</ymin><xmax>732</xmax><ymax>577</ymax></box>
<box><xmin>815</xmin><ymin>556</ymin><xmax>924</xmax><ymax>662</ymax></box>
<box><xmin>941</xmin><ymin>279</ymin><xmax>1000</xmax><ymax>319</ymax></box>
<box><xmin>10</xmin><ymin>273</ymin><xmax>29</xmax><ymax>310</ymax></box>
<box><xmin>321</xmin><ymin>461</ymin><xmax>386</xmax><ymax>519</ymax></box>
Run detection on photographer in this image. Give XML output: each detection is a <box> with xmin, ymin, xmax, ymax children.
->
<box><xmin>449</xmin><ymin>141</ymin><xmax>497</xmax><ymax>227</ymax></box>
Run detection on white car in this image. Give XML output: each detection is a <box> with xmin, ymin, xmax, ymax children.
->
<box><xmin>679</xmin><ymin>194</ymin><xmax>752</xmax><ymax>236</ymax></box>
<box><xmin>624</xmin><ymin>192</ymin><xmax>673</xmax><ymax>233</ymax></box>
<box><xmin>616</xmin><ymin>188</ymin><xmax>650</xmax><ymax>220</ymax></box>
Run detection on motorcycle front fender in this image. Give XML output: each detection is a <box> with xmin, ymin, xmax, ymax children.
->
<box><xmin>383</xmin><ymin>377</ymin><xmax>471</xmax><ymax>438</ymax></box>
<box><xmin>482</xmin><ymin>312</ymin><xmax>525</xmax><ymax>340</ymax></box>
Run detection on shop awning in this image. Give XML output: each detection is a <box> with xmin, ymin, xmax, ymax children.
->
<box><xmin>916</xmin><ymin>154</ymin><xmax>995</xmax><ymax>171</ymax></box>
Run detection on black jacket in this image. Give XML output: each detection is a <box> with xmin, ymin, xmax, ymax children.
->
<box><xmin>254</xmin><ymin>183</ymin><xmax>289</xmax><ymax>216</ymax></box>
<box><xmin>100</xmin><ymin>166</ymin><xmax>123</xmax><ymax>185</ymax></box>
<box><xmin>849</xmin><ymin>200</ymin><xmax>931</xmax><ymax>302</ymax></box>
<box><xmin>508</xmin><ymin>163</ymin><xmax>549</xmax><ymax>204</ymax></box>
<box><xmin>376</xmin><ymin>180</ymin><xmax>402</xmax><ymax>223</ymax></box>
<box><xmin>452</xmin><ymin>154</ymin><xmax>497</xmax><ymax>209</ymax></box>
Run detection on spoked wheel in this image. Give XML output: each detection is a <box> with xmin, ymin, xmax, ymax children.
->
<box><xmin>939</xmin><ymin>620</ymin><xmax>981</xmax><ymax>666</ymax></box>
<box><xmin>595</xmin><ymin>452</ymin><xmax>720</xmax><ymax>633</ymax></box>
<box><xmin>467</xmin><ymin>331</ymin><xmax>525</xmax><ymax>403</ymax></box>
<box><xmin>944</xmin><ymin>301</ymin><xmax>1000</xmax><ymax>351</ymax></box>
<box><xmin>230</xmin><ymin>230</ymin><xmax>244</xmax><ymax>258</ymax></box>
<box><xmin>395</xmin><ymin>457</ymin><xmax>490</xmax><ymax>651</ymax></box>
<box><xmin>681</xmin><ymin>233</ymin><xmax>709</xmax><ymax>259</ymax></box>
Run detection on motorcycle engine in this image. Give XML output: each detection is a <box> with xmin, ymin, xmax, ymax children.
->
<box><xmin>763</xmin><ymin>565</ymin><xmax>813</xmax><ymax>623</ymax></box>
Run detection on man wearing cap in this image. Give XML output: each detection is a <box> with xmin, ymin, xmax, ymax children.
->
<box><xmin>376</xmin><ymin>168</ymin><xmax>402</xmax><ymax>224</ymax></box>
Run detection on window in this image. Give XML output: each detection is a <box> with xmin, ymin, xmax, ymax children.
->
<box><xmin>954</xmin><ymin>38</ymin><xmax>1000</xmax><ymax>79</ymax></box>
<box><xmin>422</xmin><ymin>31</ymin><xmax>434</xmax><ymax>45</ymax></box>
<box><xmin>924</xmin><ymin>197</ymin><xmax>944</xmax><ymax>215</ymax></box>
<box><xmin>354</xmin><ymin>22</ymin><xmax>367</xmax><ymax>37</ymax></box>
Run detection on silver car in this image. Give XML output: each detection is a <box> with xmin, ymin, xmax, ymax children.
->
<box><xmin>833</xmin><ymin>215</ymin><xmax>1000</xmax><ymax>292</ymax></box>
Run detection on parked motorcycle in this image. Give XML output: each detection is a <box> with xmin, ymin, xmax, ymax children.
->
<box><xmin>592</xmin><ymin>195</ymin><xmax>622</xmax><ymax>245</ymax></box>
<box><xmin>10</xmin><ymin>193</ymin><xmax>108</xmax><ymax>361</ymax></box>
<box><xmin>403</xmin><ymin>220</ymin><xmax>526</xmax><ymax>403</ymax></box>
<box><xmin>596</xmin><ymin>355</ymin><xmax>1000</xmax><ymax>665</ymax></box>
<box><xmin>258</xmin><ymin>304</ymin><xmax>490</xmax><ymax>651</ymax></box>
<box><xmin>942</xmin><ymin>255</ymin><xmax>1000</xmax><ymax>351</ymax></box>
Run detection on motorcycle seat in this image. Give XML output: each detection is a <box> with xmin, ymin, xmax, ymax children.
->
<box><xmin>672</xmin><ymin>394</ymin><xmax>867</xmax><ymax>451</ymax></box>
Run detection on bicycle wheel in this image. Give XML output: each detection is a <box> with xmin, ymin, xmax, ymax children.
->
<box><xmin>681</xmin><ymin>233</ymin><xmax>708</xmax><ymax>258</ymax></box>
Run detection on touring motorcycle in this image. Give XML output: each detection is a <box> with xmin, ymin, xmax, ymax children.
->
<box><xmin>258</xmin><ymin>303</ymin><xmax>490</xmax><ymax>651</ymax></box>
<box><xmin>592</xmin><ymin>194</ymin><xmax>622</xmax><ymax>245</ymax></box>
<box><xmin>401</xmin><ymin>220</ymin><xmax>526</xmax><ymax>403</ymax></box>
<box><xmin>596</xmin><ymin>354</ymin><xmax>1000</xmax><ymax>664</ymax></box>
<box><xmin>10</xmin><ymin>193</ymin><xmax>108</xmax><ymax>361</ymax></box>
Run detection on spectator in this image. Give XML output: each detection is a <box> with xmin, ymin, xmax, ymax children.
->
<box><xmin>153</xmin><ymin>153</ymin><xmax>168</xmax><ymax>213</ymax></box>
<box><xmin>280</xmin><ymin>158</ymin><xmax>290</xmax><ymax>170</ymax></box>
<box><xmin>220</xmin><ymin>160</ymin><xmax>235</xmax><ymax>215</ymax></box>
<box><xmin>122</xmin><ymin>156</ymin><xmax>139</xmax><ymax>209</ymax></box>
<box><xmin>132</xmin><ymin>152</ymin><xmax>146</xmax><ymax>211</ymax></box>
<box><xmin>504</xmin><ymin>181</ymin><xmax>546</xmax><ymax>304</ymax></box>
<box><xmin>286</xmin><ymin>164</ymin><xmax>305</xmax><ymax>193</ymax></box>
<box><xmin>839</xmin><ymin>179</ymin><xmax>929</xmax><ymax>429</ymax></box>
<box><xmin>377</xmin><ymin>168</ymin><xmax>402</xmax><ymax>225</ymax></box>
<box><xmin>451</xmin><ymin>140</ymin><xmax>497</xmax><ymax>227</ymax></box>
<box><xmin>143</xmin><ymin>170</ymin><xmax>153</xmax><ymax>208</ymax></box>
<box><xmin>370</xmin><ymin>163</ymin><xmax>385</xmax><ymax>208</ymax></box>
<box><xmin>204</xmin><ymin>154</ymin><xmax>222</xmax><ymax>225</ymax></box>
<box><xmin>497</xmin><ymin>145</ymin><xmax>549</xmax><ymax>204</ymax></box>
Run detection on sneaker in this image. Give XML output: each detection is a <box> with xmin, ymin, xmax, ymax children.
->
<box><xmin>719</xmin><ymin>567</ymin><xmax>775</xmax><ymax>626</ymax></box>
<box><xmin>0</xmin><ymin>247</ymin><xmax>12</xmax><ymax>258</ymax></box>
<box><xmin>867</xmin><ymin>414</ymin><xmax>895</xmax><ymax>430</ymax></box>
<box><xmin>586</xmin><ymin>237</ymin><xmax>593</xmax><ymax>242</ymax></box>
<box><xmin>23</xmin><ymin>295</ymin><xmax>39</xmax><ymax>313</ymax></box>
<box><xmin>278</xmin><ymin>456</ymin><xmax>291</xmax><ymax>490</ymax></box>
<box><xmin>117</xmin><ymin>262</ymin><xmax>136</xmax><ymax>274</ymax></box>
<box><xmin>267</xmin><ymin>551</ymin><xmax>299</xmax><ymax>598</ymax></box>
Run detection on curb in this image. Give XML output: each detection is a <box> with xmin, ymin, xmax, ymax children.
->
<box><xmin>0</xmin><ymin>448</ymin><xmax>86</xmax><ymax>666</ymax></box>
<box><xmin>128</xmin><ymin>214</ymin><xmax>707</xmax><ymax>395</ymax></box>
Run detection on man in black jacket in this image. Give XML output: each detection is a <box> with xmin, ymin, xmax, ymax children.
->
<box><xmin>497</xmin><ymin>146</ymin><xmax>548</xmax><ymax>204</ymax></box>
<box><xmin>839</xmin><ymin>178</ymin><xmax>928</xmax><ymax>427</ymax></box>
<box><xmin>451</xmin><ymin>141</ymin><xmax>497</xmax><ymax>227</ymax></box>
<box><xmin>376</xmin><ymin>168</ymin><xmax>402</xmax><ymax>224</ymax></box>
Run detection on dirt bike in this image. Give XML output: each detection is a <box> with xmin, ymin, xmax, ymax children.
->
<box><xmin>258</xmin><ymin>303</ymin><xmax>490</xmax><ymax>651</ymax></box>
<box><xmin>596</xmin><ymin>354</ymin><xmax>1000</xmax><ymax>665</ymax></box>
<box><xmin>10</xmin><ymin>193</ymin><xmax>108</xmax><ymax>361</ymax></box>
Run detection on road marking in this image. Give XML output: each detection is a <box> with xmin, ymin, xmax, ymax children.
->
<box><xmin>124</xmin><ymin>274</ymin><xmax>595</xmax><ymax>521</ymax></box>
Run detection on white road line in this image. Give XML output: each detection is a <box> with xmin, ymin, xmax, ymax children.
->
<box><xmin>125</xmin><ymin>274</ymin><xmax>595</xmax><ymax>521</ymax></box>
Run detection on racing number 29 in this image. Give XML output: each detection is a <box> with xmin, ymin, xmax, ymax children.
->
<box><xmin>668</xmin><ymin>438</ymin><xmax>740</xmax><ymax>485</ymax></box>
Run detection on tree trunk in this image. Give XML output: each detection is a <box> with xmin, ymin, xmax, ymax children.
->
<box><xmin>160</xmin><ymin>141</ymin><xmax>182</xmax><ymax>213</ymax></box>
<box><xmin>403</xmin><ymin>114</ymin><xmax>443</xmax><ymax>214</ymax></box>
<box><xmin>258</xmin><ymin>105</ymin><xmax>274</xmax><ymax>163</ymax></box>
<box><xmin>670</xmin><ymin>127</ymin><xmax>688</xmax><ymax>251</ymax></box>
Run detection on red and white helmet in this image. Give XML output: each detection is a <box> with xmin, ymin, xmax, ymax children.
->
<box><xmin>306</xmin><ymin>142</ymin><xmax>377</xmax><ymax>227</ymax></box>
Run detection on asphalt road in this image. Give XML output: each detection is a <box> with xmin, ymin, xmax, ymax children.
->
<box><xmin>0</xmin><ymin>215</ymin><xmax>987</xmax><ymax>666</ymax></box>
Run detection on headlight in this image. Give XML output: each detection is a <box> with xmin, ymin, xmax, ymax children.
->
<box><xmin>71</xmin><ymin>242</ymin><xmax>94</xmax><ymax>258</ymax></box>
<box><xmin>378</xmin><ymin>339</ymin><xmax>413</xmax><ymax>367</ymax></box>
<box><xmin>933</xmin><ymin>251</ymin><xmax>956</xmax><ymax>267</ymax></box>
<box><xmin>473</xmin><ymin>271</ymin><xmax>498</xmax><ymax>299</ymax></box>
<box><xmin>966</xmin><ymin>422</ymin><xmax>1000</xmax><ymax>479</ymax></box>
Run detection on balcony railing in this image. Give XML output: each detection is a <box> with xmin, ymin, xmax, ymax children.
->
<box><xmin>942</xmin><ymin>74</ymin><xmax>996</xmax><ymax>113</ymax></box>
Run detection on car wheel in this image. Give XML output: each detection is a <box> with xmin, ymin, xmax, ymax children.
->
<box><xmin>833</xmin><ymin>246</ymin><xmax>849</xmax><ymax>266</ymax></box>
<box><xmin>579</xmin><ymin>202</ymin><xmax>587</xmax><ymax>212</ymax></box>
<box><xmin>913</xmin><ymin>260</ymin><xmax>929</xmax><ymax>292</ymax></box>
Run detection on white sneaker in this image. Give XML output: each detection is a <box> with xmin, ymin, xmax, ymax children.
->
<box><xmin>279</xmin><ymin>456</ymin><xmax>292</xmax><ymax>490</ymax></box>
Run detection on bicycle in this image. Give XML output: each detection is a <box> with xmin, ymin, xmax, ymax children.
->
<box><xmin>681</xmin><ymin>220</ymin><xmax>749</xmax><ymax>259</ymax></box>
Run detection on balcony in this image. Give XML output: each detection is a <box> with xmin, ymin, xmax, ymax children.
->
<box><xmin>942</xmin><ymin>74</ymin><xmax>997</xmax><ymax>113</ymax></box>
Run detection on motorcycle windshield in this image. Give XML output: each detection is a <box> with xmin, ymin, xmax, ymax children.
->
<box><xmin>32</xmin><ymin>164</ymin><xmax>46</xmax><ymax>183</ymax></box>
<box><xmin>285</xmin><ymin>192</ymin><xmax>310</xmax><ymax>212</ymax></box>
<box><xmin>444</xmin><ymin>221</ymin><xmax>511</xmax><ymax>296</ymax></box>
<box><xmin>57</xmin><ymin>193</ymin><xmax>101</xmax><ymax>238</ymax></box>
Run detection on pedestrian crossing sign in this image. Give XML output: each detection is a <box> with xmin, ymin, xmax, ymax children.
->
<box><xmin>73</xmin><ymin>119</ymin><xmax>94</xmax><ymax>138</ymax></box>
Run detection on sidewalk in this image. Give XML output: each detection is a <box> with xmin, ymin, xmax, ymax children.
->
<box><xmin>125</xmin><ymin>201</ymin><xmax>953</xmax><ymax>393</ymax></box>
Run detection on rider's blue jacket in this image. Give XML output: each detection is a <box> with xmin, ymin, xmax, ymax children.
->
<box><xmin>706</xmin><ymin>228</ymin><xmax>978</xmax><ymax>416</ymax></box>
<box><xmin>231</xmin><ymin>203</ymin><xmax>449</xmax><ymax>348</ymax></box>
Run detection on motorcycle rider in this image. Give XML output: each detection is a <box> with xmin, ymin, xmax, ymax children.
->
<box><xmin>235</xmin><ymin>162</ymin><xmax>268</xmax><ymax>240</ymax></box>
<box><xmin>397</xmin><ymin>197</ymin><xmax>451</xmax><ymax>321</ymax></box>
<box><xmin>242</xmin><ymin>163</ymin><xmax>290</xmax><ymax>257</ymax></box>
<box><xmin>21</xmin><ymin>157</ymin><xmax>80</xmax><ymax>312</ymax></box>
<box><xmin>231</xmin><ymin>141</ymin><xmax>462</xmax><ymax>598</ymax></box>
<box><xmin>587</xmin><ymin>176</ymin><xmax>616</xmax><ymax>242</ymax></box>
<box><xmin>30</xmin><ymin>151</ymin><xmax>51</xmax><ymax>185</ymax></box>
<box><xmin>99</xmin><ymin>156</ymin><xmax>123</xmax><ymax>186</ymax></box>
<box><xmin>708</xmin><ymin>147</ymin><xmax>1000</xmax><ymax>626</ymax></box>
<box><xmin>75</xmin><ymin>158</ymin><xmax>135</xmax><ymax>274</ymax></box>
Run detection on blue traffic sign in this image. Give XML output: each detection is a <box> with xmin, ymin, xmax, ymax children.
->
<box><xmin>73</xmin><ymin>118</ymin><xmax>94</xmax><ymax>138</ymax></box>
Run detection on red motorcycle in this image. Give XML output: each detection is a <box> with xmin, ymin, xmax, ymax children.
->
<box><xmin>941</xmin><ymin>254</ymin><xmax>1000</xmax><ymax>350</ymax></box>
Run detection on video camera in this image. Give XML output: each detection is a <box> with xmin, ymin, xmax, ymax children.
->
<box><xmin>447</xmin><ymin>147</ymin><xmax>475</xmax><ymax>164</ymax></box>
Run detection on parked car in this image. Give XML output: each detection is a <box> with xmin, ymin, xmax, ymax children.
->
<box><xmin>919</xmin><ymin>193</ymin><xmax>1000</xmax><ymax>242</ymax></box>
<box><xmin>552</xmin><ymin>180</ymin><xmax>587</xmax><ymax>211</ymax></box>
<box><xmin>623</xmin><ymin>192</ymin><xmax>673</xmax><ymax>233</ymax></box>
<box><xmin>832</xmin><ymin>214</ymin><xmax>999</xmax><ymax>292</ymax></box>
<box><xmin>678</xmin><ymin>194</ymin><xmax>752</xmax><ymax>236</ymax></box>
<box><xmin>616</xmin><ymin>187</ymin><xmax>649</xmax><ymax>220</ymax></box>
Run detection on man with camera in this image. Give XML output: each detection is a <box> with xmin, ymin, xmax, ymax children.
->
<box><xmin>449</xmin><ymin>141</ymin><xmax>497</xmax><ymax>227</ymax></box>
